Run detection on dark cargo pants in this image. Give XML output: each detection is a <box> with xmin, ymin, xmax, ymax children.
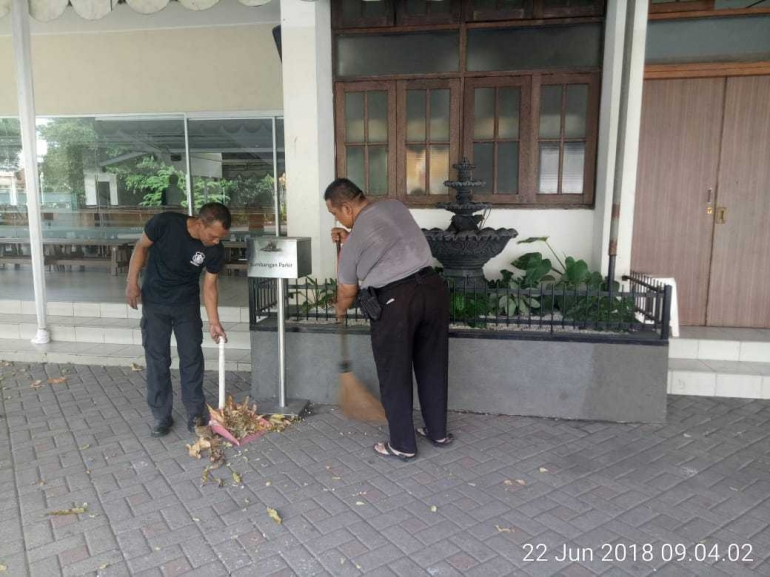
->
<box><xmin>141</xmin><ymin>302</ymin><xmax>206</xmax><ymax>427</ymax></box>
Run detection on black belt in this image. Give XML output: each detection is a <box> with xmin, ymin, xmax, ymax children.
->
<box><xmin>374</xmin><ymin>267</ymin><xmax>435</xmax><ymax>294</ymax></box>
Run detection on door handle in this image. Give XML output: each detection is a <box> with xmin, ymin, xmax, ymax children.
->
<box><xmin>716</xmin><ymin>207</ymin><xmax>727</xmax><ymax>224</ymax></box>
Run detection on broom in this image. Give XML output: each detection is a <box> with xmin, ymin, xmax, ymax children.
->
<box><xmin>336</xmin><ymin>241</ymin><xmax>387</xmax><ymax>424</ymax></box>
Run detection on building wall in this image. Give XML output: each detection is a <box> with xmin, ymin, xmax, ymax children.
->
<box><xmin>0</xmin><ymin>3</ymin><xmax>283</xmax><ymax>115</ymax></box>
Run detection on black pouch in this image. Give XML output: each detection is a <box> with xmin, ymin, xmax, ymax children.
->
<box><xmin>356</xmin><ymin>287</ymin><xmax>382</xmax><ymax>321</ymax></box>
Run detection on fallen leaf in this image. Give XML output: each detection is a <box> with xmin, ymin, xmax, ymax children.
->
<box><xmin>496</xmin><ymin>525</ymin><xmax>513</xmax><ymax>533</ymax></box>
<box><xmin>265</xmin><ymin>481</ymin><xmax>271</xmax><ymax>487</ymax></box>
<box><xmin>504</xmin><ymin>480</ymin><xmax>514</xmax><ymax>486</ymax></box>
<box><xmin>430</xmin><ymin>505</ymin><xmax>438</xmax><ymax>513</ymax></box>
<box><xmin>80</xmin><ymin>444</ymin><xmax>90</xmax><ymax>451</ymax></box>
<box><xmin>216</xmin><ymin>477</ymin><xmax>225</xmax><ymax>488</ymax></box>
<box><xmin>332</xmin><ymin>476</ymin><xmax>341</xmax><ymax>481</ymax></box>
<box><xmin>30</xmin><ymin>380</ymin><xmax>43</xmax><ymax>389</ymax></box>
<box><xmin>539</xmin><ymin>467</ymin><xmax>548</xmax><ymax>473</ymax></box>
<box><xmin>340</xmin><ymin>558</ymin><xmax>345</xmax><ymax>565</ymax></box>
<box><xmin>683</xmin><ymin>433</ymin><xmax>692</xmax><ymax>438</ymax></box>
<box><xmin>201</xmin><ymin>466</ymin><xmax>211</xmax><ymax>486</ymax></box>
<box><xmin>98</xmin><ymin>563</ymin><xmax>109</xmax><ymax>570</ymax></box>
<box><xmin>355</xmin><ymin>501</ymin><xmax>365</xmax><ymax>506</ymax></box>
<box><xmin>516</xmin><ymin>479</ymin><xmax>527</xmax><ymax>486</ymax></box>
<box><xmin>131</xmin><ymin>363</ymin><xmax>143</xmax><ymax>372</ymax></box>
<box><xmin>48</xmin><ymin>377</ymin><xmax>67</xmax><ymax>385</ymax></box>
<box><xmin>48</xmin><ymin>503</ymin><xmax>88</xmax><ymax>516</ymax></box>
<box><xmin>192</xmin><ymin>517</ymin><xmax>200</xmax><ymax>522</ymax></box>
<box><xmin>267</xmin><ymin>507</ymin><xmax>282</xmax><ymax>525</ymax></box>
<box><xmin>228</xmin><ymin>467</ymin><xmax>242</xmax><ymax>485</ymax></box>
<box><xmin>0</xmin><ymin>564</ymin><xmax>6</xmax><ymax>572</ymax></box>
<box><xmin>154</xmin><ymin>547</ymin><xmax>160</xmax><ymax>551</ymax></box>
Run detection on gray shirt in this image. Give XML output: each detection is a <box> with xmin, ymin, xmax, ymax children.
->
<box><xmin>338</xmin><ymin>200</ymin><xmax>434</xmax><ymax>289</ymax></box>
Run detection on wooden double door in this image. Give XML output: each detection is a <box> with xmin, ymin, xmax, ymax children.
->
<box><xmin>632</xmin><ymin>75</ymin><xmax>770</xmax><ymax>328</ymax></box>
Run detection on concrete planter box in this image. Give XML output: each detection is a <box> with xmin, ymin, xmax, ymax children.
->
<box><xmin>250</xmin><ymin>321</ymin><xmax>668</xmax><ymax>423</ymax></box>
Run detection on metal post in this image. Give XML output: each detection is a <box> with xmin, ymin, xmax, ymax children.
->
<box><xmin>183</xmin><ymin>116</ymin><xmax>194</xmax><ymax>216</ymax></box>
<box><xmin>218</xmin><ymin>338</ymin><xmax>226</xmax><ymax>409</ymax></box>
<box><xmin>272</xmin><ymin>117</ymin><xmax>287</xmax><ymax>408</ymax></box>
<box><xmin>11</xmin><ymin>0</ymin><xmax>49</xmax><ymax>344</ymax></box>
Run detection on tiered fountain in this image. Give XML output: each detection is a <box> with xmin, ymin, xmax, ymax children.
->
<box><xmin>422</xmin><ymin>158</ymin><xmax>518</xmax><ymax>288</ymax></box>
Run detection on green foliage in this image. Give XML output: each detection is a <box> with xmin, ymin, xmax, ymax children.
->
<box><xmin>0</xmin><ymin>119</ymin><xmax>22</xmax><ymax>171</ymax></box>
<box><xmin>291</xmin><ymin>278</ymin><xmax>338</xmax><ymax>315</ymax></box>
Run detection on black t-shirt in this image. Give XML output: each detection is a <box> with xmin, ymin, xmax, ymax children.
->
<box><xmin>141</xmin><ymin>212</ymin><xmax>225</xmax><ymax>305</ymax></box>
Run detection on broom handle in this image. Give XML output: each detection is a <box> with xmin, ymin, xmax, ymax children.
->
<box><xmin>336</xmin><ymin>240</ymin><xmax>351</xmax><ymax>371</ymax></box>
<box><xmin>218</xmin><ymin>337</ymin><xmax>226</xmax><ymax>409</ymax></box>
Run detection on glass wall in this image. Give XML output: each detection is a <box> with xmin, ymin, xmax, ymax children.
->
<box><xmin>0</xmin><ymin>113</ymin><xmax>285</xmax><ymax>303</ymax></box>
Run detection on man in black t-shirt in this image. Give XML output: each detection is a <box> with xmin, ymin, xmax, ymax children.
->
<box><xmin>125</xmin><ymin>203</ymin><xmax>231</xmax><ymax>438</ymax></box>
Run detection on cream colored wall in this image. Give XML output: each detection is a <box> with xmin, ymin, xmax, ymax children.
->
<box><xmin>0</xmin><ymin>24</ymin><xmax>282</xmax><ymax>116</ymax></box>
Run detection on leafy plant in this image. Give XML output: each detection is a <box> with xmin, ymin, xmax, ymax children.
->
<box><xmin>291</xmin><ymin>277</ymin><xmax>337</xmax><ymax>314</ymax></box>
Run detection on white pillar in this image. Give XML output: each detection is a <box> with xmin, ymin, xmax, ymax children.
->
<box><xmin>280</xmin><ymin>0</ymin><xmax>336</xmax><ymax>280</ymax></box>
<box><xmin>594</xmin><ymin>0</ymin><xmax>648</xmax><ymax>280</ymax></box>
<box><xmin>11</xmin><ymin>0</ymin><xmax>49</xmax><ymax>344</ymax></box>
<box><xmin>592</xmin><ymin>0</ymin><xmax>626</xmax><ymax>272</ymax></box>
<box><xmin>10</xmin><ymin>173</ymin><xmax>19</xmax><ymax>206</ymax></box>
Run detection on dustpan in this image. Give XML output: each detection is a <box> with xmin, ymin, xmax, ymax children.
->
<box><xmin>208</xmin><ymin>339</ymin><xmax>271</xmax><ymax>446</ymax></box>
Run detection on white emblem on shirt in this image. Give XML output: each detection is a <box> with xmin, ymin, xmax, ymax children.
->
<box><xmin>191</xmin><ymin>252</ymin><xmax>206</xmax><ymax>267</ymax></box>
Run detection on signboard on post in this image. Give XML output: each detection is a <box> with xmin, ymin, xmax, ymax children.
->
<box><xmin>247</xmin><ymin>237</ymin><xmax>311</xmax><ymax>279</ymax></box>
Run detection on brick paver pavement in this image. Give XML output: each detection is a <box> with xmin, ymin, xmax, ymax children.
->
<box><xmin>0</xmin><ymin>361</ymin><xmax>769</xmax><ymax>576</ymax></box>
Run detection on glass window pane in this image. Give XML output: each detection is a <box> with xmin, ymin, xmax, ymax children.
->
<box><xmin>406</xmin><ymin>0</ymin><xmax>428</xmax><ymax>14</ymax></box>
<box><xmin>473</xmin><ymin>87</ymin><xmax>495</xmax><ymax>140</ymax></box>
<box><xmin>407</xmin><ymin>90</ymin><xmax>427</xmax><ymax>142</ymax></box>
<box><xmin>498</xmin><ymin>87</ymin><xmax>520</xmax><ymax>140</ymax></box>
<box><xmin>473</xmin><ymin>142</ymin><xmax>493</xmax><ymax>194</ymax></box>
<box><xmin>430</xmin><ymin>0</ymin><xmax>450</xmax><ymax>14</ymax></box>
<box><xmin>540</xmin><ymin>85</ymin><xmax>563</xmax><ymax>139</ymax></box>
<box><xmin>362</xmin><ymin>0</ymin><xmax>388</xmax><ymax>18</ymax></box>
<box><xmin>430</xmin><ymin>89</ymin><xmax>450</xmax><ymax>141</ymax></box>
<box><xmin>346</xmin><ymin>146</ymin><xmax>365</xmax><ymax>191</ymax></box>
<box><xmin>0</xmin><ymin>118</ymin><xmax>24</xmax><ymax>238</ymax></box>
<box><xmin>406</xmin><ymin>146</ymin><xmax>427</xmax><ymax>195</ymax></box>
<box><xmin>345</xmin><ymin>92</ymin><xmax>365</xmax><ymax>143</ymax></box>
<box><xmin>539</xmin><ymin>142</ymin><xmax>560</xmax><ymax>194</ymax></box>
<box><xmin>646</xmin><ymin>16</ymin><xmax>770</xmax><ymax>64</ymax></box>
<box><xmin>500</xmin><ymin>0</ymin><xmax>525</xmax><ymax>7</ymax></box>
<box><xmin>342</xmin><ymin>0</ymin><xmax>360</xmax><ymax>23</ymax></box>
<box><xmin>497</xmin><ymin>142</ymin><xmax>518</xmax><ymax>194</ymax></box>
<box><xmin>336</xmin><ymin>32</ymin><xmax>460</xmax><ymax>77</ymax></box>
<box><xmin>565</xmin><ymin>85</ymin><xmax>588</xmax><ymax>138</ymax></box>
<box><xmin>368</xmin><ymin>92</ymin><xmax>388</xmax><ymax>143</ymax></box>
<box><xmin>369</xmin><ymin>146</ymin><xmax>388</xmax><ymax>196</ymax></box>
<box><xmin>429</xmin><ymin>145</ymin><xmax>450</xmax><ymax>195</ymax></box>
<box><xmin>562</xmin><ymin>142</ymin><xmax>585</xmax><ymax>194</ymax></box>
<box><xmin>474</xmin><ymin>0</ymin><xmax>495</xmax><ymax>8</ymax></box>
<box><xmin>187</xmin><ymin>118</ymin><xmax>276</xmax><ymax>230</ymax></box>
<box><xmin>467</xmin><ymin>24</ymin><xmax>602</xmax><ymax>72</ymax></box>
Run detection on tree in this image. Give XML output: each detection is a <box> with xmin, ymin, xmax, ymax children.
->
<box><xmin>0</xmin><ymin>118</ymin><xmax>22</xmax><ymax>172</ymax></box>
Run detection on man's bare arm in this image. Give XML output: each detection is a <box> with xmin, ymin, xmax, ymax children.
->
<box><xmin>125</xmin><ymin>233</ymin><xmax>153</xmax><ymax>309</ymax></box>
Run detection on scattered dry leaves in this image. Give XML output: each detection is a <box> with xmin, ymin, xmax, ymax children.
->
<box><xmin>267</xmin><ymin>507</ymin><xmax>282</xmax><ymax>525</ymax></box>
<box><xmin>48</xmin><ymin>377</ymin><xmax>67</xmax><ymax>385</ymax></box>
<box><xmin>48</xmin><ymin>503</ymin><xmax>88</xmax><ymax>516</ymax></box>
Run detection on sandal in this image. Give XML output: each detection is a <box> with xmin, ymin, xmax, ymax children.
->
<box><xmin>373</xmin><ymin>442</ymin><xmax>416</xmax><ymax>462</ymax></box>
<box><xmin>416</xmin><ymin>427</ymin><xmax>454</xmax><ymax>447</ymax></box>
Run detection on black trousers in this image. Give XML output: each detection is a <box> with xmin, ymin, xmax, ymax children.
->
<box><xmin>141</xmin><ymin>302</ymin><xmax>206</xmax><ymax>426</ymax></box>
<box><xmin>370</xmin><ymin>273</ymin><xmax>450</xmax><ymax>454</ymax></box>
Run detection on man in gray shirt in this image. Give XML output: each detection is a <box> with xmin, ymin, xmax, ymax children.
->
<box><xmin>326</xmin><ymin>178</ymin><xmax>453</xmax><ymax>461</ymax></box>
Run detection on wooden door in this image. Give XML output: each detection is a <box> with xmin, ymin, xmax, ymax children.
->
<box><xmin>631</xmin><ymin>78</ymin><xmax>725</xmax><ymax>326</ymax></box>
<box><xmin>707</xmin><ymin>76</ymin><xmax>770</xmax><ymax>328</ymax></box>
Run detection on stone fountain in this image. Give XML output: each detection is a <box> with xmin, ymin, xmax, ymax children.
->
<box><xmin>423</xmin><ymin>158</ymin><xmax>518</xmax><ymax>288</ymax></box>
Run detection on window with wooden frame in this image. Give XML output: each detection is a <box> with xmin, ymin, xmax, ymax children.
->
<box><xmin>533</xmin><ymin>74</ymin><xmax>599</xmax><ymax>204</ymax></box>
<box><xmin>334</xmin><ymin>0</ymin><xmax>394</xmax><ymax>28</ymax></box>
<box><xmin>397</xmin><ymin>79</ymin><xmax>461</xmax><ymax>204</ymax></box>
<box><xmin>463</xmin><ymin>77</ymin><xmax>531</xmax><ymax>199</ymax></box>
<box><xmin>334</xmin><ymin>82</ymin><xmax>397</xmax><ymax>197</ymax></box>
<box><xmin>648</xmin><ymin>0</ymin><xmax>713</xmax><ymax>15</ymax></box>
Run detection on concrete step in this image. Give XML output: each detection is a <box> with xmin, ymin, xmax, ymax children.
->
<box><xmin>668</xmin><ymin>327</ymin><xmax>770</xmax><ymax>363</ymax></box>
<box><xmin>0</xmin><ymin>313</ymin><xmax>252</xmax><ymax>350</ymax></box>
<box><xmin>668</xmin><ymin>359</ymin><xmax>770</xmax><ymax>399</ymax></box>
<box><xmin>0</xmin><ymin>340</ymin><xmax>252</xmax><ymax>372</ymax></box>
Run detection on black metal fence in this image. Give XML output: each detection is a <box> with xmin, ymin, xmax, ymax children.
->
<box><xmin>249</xmin><ymin>271</ymin><xmax>672</xmax><ymax>339</ymax></box>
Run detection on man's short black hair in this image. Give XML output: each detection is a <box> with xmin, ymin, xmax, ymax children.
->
<box><xmin>199</xmin><ymin>202</ymin><xmax>232</xmax><ymax>230</ymax></box>
<box><xmin>324</xmin><ymin>178</ymin><xmax>365</xmax><ymax>207</ymax></box>
<box><xmin>168</xmin><ymin>173</ymin><xmax>179</xmax><ymax>186</ymax></box>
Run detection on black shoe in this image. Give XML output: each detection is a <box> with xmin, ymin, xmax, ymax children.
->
<box><xmin>188</xmin><ymin>415</ymin><xmax>208</xmax><ymax>433</ymax></box>
<box><xmin>150</xmin><ymin>418</ymin><xmax>173</xmax><ymax>438</ymax></box>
